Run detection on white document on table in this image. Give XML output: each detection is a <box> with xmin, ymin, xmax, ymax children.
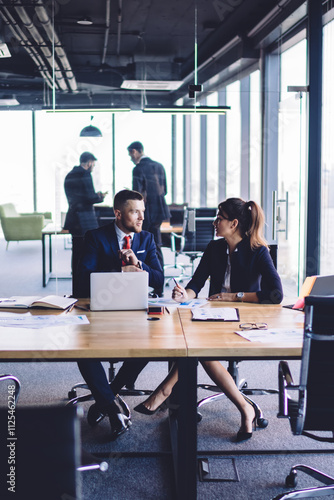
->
<box><xmin>192</xmin><ymin>307</ymin><xmax>240</xmax><ymax>321</ymax></box>
<box><xmin>148</xmin><ymin>297</ymin><xmax>207</xmax><ymax>309</ymax></box>
<box><xmin>0</xmin><ymin>314</ymin><xmax>89</xmax><ymax>329</ymax></box>
<box><xmin>235</xmin><ymin>327</ymin><xmax>303</xmax><ymax>343</ymax></box>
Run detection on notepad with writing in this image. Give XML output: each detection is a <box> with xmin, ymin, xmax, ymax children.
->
<box><xmin>192</xmin><ymin>307</ymin><xmax>240</xmax><ymax>322</ymax></box>
<box><xmin>0</xmin><ymin>295</ymin><xmax>77</xmax><ymax>310</ymax></box>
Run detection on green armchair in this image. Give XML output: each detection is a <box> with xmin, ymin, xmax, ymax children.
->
<box><xmin>0</xmin><ymin>203</ymin><xmax>52</xmax><ymax>249</ymax></box>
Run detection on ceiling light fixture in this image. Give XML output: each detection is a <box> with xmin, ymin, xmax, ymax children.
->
<box><xmin>142</xmin><ymin>105</ymin><xmax>230</xmax><ymax>114</ymax></box>
<box><xmin>0</xmin><ymin>42</ymin><xmax>11</xmax><ymax>58</ymax></box>
<box><xmin>77</xmin><ymin>17</ymin><xmax>93</xmax><ymax>26</ymax></box>
<box><xmin>0</xmin><ymin>96</ymin><xmax>19</xmax><ymax>106</ymax></box>
<box><xmin>79</xmin><ymin>116</ymin><xmax>102</xmax><ymax>137</ymax></box>
<box><xmin>121</xmin><ymin>80</ymin><xmax>183</xmax><ymax>91</ymax></box>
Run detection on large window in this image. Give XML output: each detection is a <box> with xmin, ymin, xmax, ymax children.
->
<box><xmin>278</xmin><ymin>39</ymin><xmax>307</xmax><ymax>294</ymax></box>
<box><xmin>206</xmin><ymin>92</ymin><xmax>219</xmax><ymax>206</ymax></box>
<box><xmin>114</xmin><ymin>112</ymin><xmax>172</xmax><ymax>203</ymax></box>
<box><xmin>226</xmin><ymin>81</ymin><xmax>241</xmax><ymax>198</ymax></box>
<box><xmin>189</xmin><ymin>113</ymin><xmax>201</xmax><ymax>207</ymax></box>
<box><xmin>0</xmin><ymin>111</ymin><xmax>33</xmax><ymax>212</ymax></box>
<box><xmin>35</xmin><ymin>111</ymin><xmax>114</xmax><ymax>225</ymax></box>
<box><xmin>321</xmin><ymin>18</ymin><xmax>334</xmax><ymax>274</ymax></box>
<box><xmin>174</xmin><ymin>114</ymin><xmax>184</xmax><ymax>204</ymax></box>
<box><xmin>249</xmin><ymin>70</ymin><xmax>262</xmax><ymax>203</ymax></box>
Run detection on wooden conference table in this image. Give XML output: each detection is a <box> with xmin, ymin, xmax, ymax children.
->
<box><xmin>0</xmin><ymin>301</ymin><xmax>303</xmax><ymax>499</ymax></box>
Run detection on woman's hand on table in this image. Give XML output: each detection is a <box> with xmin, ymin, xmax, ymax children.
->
<box><xmin>207</xmin><ymin>292</ymin><xmax>237</xmax><ymax>302</ymax></box>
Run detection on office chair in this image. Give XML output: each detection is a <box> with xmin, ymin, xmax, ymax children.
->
<box><xmin>68</xmin><ymin>241</ymin><xmax>152</xmax><ymax>404</ymax></box>
<box><xmin>0</xmin><ymin>405</ymin><xmax>107</xmax><ymax>500</ymax></box>
<box><xmin>272</xmin><ymin>295</ymin><xmax>334</xmax><ymax>500</ymax></box>
<box><xmin>164</xmin><ymin>205</ymin><xmax>188</xmax><ymax>284</ymax></box>
<box><xmin>0</xmin><ymin>374</ymin><xmax>21</xmax><ymax>403</ymax></box>
<box><xmin>165</xmin><ymin>207</ymin><xmax>216</xmax><ymax>286</ymax></box>
<box><xmin>197</xmin><ymin>244</ymin><xmax>279</xmax><ymax>426</ymax></box>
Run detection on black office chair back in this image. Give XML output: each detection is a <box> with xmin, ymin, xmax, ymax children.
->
<box><xmin>0</xmin><ymin>406</ymin><xmax>81</xmax><ymax>500</ymax></box>
<box><xmin>297</xmin><ymin>295</ymin><xmax>334</xmax><ymax>435</ymax></box>
<box><xmin>183</xmin><ymin>207</ymin><xmax>216</xmax><ymax>252</ymax></box>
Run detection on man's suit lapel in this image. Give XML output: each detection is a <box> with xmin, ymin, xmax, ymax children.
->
<box><xmin>131</xmin><ymin>232</ymin><xmax>141</xmax><ymax>254</ymax></box>
<box><xmin>108</xmin><ymin>223</ymin><xmax>121</xmax><ymax>258</ymax></box>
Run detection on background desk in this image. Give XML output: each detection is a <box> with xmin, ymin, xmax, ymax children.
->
<box><xmin>42</xmin><ymin>225</ymin><xmax>71</xmax><ymax>287</ymax></box>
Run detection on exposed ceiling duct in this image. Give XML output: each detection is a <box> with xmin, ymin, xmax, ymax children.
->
<box><xmin>0</xmin><ymin>0</ymin><xmax>77</xmax><ymax>93</ymax></box>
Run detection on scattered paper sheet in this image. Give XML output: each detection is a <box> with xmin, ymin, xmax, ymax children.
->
<box><xmin>0</xmin><ymin>314</ymin><xmax>89</xmax><ymax>329</ymax></box>
<box><xmin>148</xmin><ymin>297</ymin><xmax>207</xmax><ymax>308</ymax></box>
<box><xmin>235</xmin><ymin>327</ymin><xmax>303</xmax><ymax>343</ymax></box>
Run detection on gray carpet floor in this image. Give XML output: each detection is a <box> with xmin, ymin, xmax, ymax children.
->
<box><xmin>1</xmin><ymin>235</ymin><xmax>333</xmax><ymax>499</ymax></box>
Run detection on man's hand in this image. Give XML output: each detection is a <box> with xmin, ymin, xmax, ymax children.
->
<box><xmin>122</xmin><ymin>265</ymin><xmax>144</xmax><ymax>273</ymax></box>
<box><xmin>119</xmin><ymin>248</ymin><xmax>139</xmax><ymax>267</ymax></box>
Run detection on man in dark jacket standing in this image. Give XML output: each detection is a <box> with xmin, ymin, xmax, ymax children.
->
<box><xmin>64</xmin><ymin>152</ymin><xmax>107</xmax><ymax>294</ymax></box>
<box><xmin>64</xmin><ymin>151</ymin><xmax>106</xmax><ymax>236</ymax></box>
<box><xmin>127</xmin><ymin>141</ymin><xmax>170</xmax><ymax>297</ymax></box>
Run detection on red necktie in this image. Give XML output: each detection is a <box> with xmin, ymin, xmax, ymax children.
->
<box><xmin>122</xmin><ymin>235</ymin><xmax>131</xmax><ymax>266</ymax></box>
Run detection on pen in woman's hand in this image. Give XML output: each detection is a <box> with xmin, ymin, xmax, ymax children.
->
<box><xmin>173</xmin><ymin>278</ymin><xmax>183</xmax><ymax>295</ymax></box>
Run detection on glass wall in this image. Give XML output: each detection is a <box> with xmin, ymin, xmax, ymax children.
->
<box><xmin>226</xmin><ymin>81</ymin><xmax>241</xmax><ymax>198</ymax></box>
<box><xmin>321</xmin><ymin>18</ymin><xmax>334</xmax><ymax>274</ymax></box>
<box><xmin>35</xmin><ymin>111</ymin><xmax>114</xmax><ymax>225</ymax></box>
<box><xmin>174</xmin><ymin>114</ymin><xmax>184</xmax><ymax>204</ymax></box>
<box><xmin>0</xmin><ymin>111</ymin><xmax>33</xmax><ymax>212</ymax></box>
<box><xmin>114</xmin><ymin>112</ymin><xmax>172</xmax><ymax>203</ymax></box>
<box><xmin>206</xmin><ymin>92</ymin><xmax>219</xmax><ymax>207</ymax></box>
<box><xmin>249</xmin><ymin>70</ymin><xmax>262</xmax><ymax>204</ymax></box>
<box><xmin>189</xmin><ymin>113</ymin><xmax>201</xmax><ymax>207</ymax></box>
<box><xmin>278</xmin><ymin>39</ymin><xmax>308</xmax><ymax>295</ymax></box>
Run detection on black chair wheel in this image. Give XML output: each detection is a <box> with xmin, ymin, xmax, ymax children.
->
<box><xmin>257</xmin><ymin>417</ymin><xmax>268</xmax><ymax>428</ymax></box>
<box><xmin>285</xmin><ymin>471</ymin><xmax>297</xmax><ymax>488</ymax></box>
<box><xmin>68</xmin><ymin>389</ymin><xmax>77</xmax><ymax>399</ymax></box>
<box><xmin>197</xmin><ymin>412</ymin><xmax>202</xmax><ymax>423</ymax></box>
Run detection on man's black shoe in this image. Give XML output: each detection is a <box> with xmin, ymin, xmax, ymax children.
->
<box><xmin>107</xmin><ymin>396</ymin><xmax>132</xmax><ymax>440</ymax></box>
<box><xmin>87</xmin><ymin>403</ymin><xmax>106</xmax><ymax>427</ymax></box>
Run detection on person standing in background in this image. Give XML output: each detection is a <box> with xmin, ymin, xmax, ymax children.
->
<box><xmin>64</xmin><ymin>152</ymin><xmax>107</xmax><ymax>295</ymax></box>
<box><xmin>64</xmin><ymin>151</ymin><xmax>107</xmax><ymax>236</ymax></box>
<box><xmin>127</xmin><ymin>141</ymin><xmax>170</xmax><ymax>297</ymax></box>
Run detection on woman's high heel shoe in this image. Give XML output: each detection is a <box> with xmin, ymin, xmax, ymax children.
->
<box><xmin>236</xmin><ymin>406</ymin><xmax>259</xmax><ymax>442</ymax></box>
<box><xmin>134</xmin><ymin>401</ymin><xmax>167</xmax><ymax>416</ymax></box>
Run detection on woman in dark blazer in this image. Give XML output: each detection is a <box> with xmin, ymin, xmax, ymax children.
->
<box><xmin>134</xmin><ymin>197</ymin><xmax>283</xmax><ymax>442</ymax></box>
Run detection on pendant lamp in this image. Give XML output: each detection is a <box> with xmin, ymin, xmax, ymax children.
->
<box><xmin>79</xmin><ymin>116</ymin><xmax>102</xmax><ymax>137</ymax></box>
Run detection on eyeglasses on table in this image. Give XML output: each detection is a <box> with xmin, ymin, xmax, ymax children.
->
<box><xmin>239</xmin><ymin>322</ymin><xmax>268</xmax><ymax>331</ymax></box>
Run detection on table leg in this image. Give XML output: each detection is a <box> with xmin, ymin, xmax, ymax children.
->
<box><xmin>42</xmin><ymin>233</ymin><xmax>46</xmax><ymax>287</ymax></box>
<box><xmin>170</xmin><ymin>357</ymin><xmax>198</xmax><ymax>499</ymax></box>
<box><xmin>49</xmin><ymin>234</ymin><xmax>52</xmax><ymax>273</ymax></box>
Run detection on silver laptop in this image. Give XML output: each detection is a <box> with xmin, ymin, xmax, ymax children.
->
<box><xmin>309</xmin><ymin>275</ymin><xmax>334</xmax><ymax>296</ymax></box>
<box><xmin>90</xmin><ymin>272</ymin><xmax>149</xmax><ymax>311</ymax></box>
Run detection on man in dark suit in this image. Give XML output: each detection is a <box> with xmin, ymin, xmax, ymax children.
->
<box><xmin>77</xmin><ymin>189</ymin><xmax>163</xmax><ymax>440</ymax></box>
<box><xmin>64</xmin><ymin>151</ymin><xmax>107</xmax><ymax>237</ymax></box>
<box><xmin>64</xmin><ymin>152</ymin><xmax>107</xmax><ymax>294</ymax></box>
<box><xmin>128</xmin><ymin>141</ymin><xmax>170</xmax><ymax>297</ymax></box>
